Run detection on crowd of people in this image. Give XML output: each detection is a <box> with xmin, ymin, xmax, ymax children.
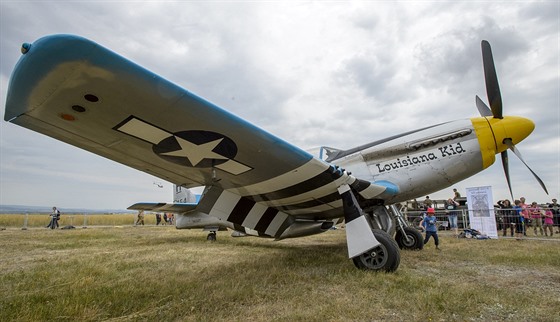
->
<box><xmin>410</xmin><ymin>190</ymin><xmax>559</xmax><ymax>238</ymax></box>
<box><xmin>496</xmin><ymin>197</ymin><xmax>559</xmax><ymax>238</ymax></box>
<box><xmin>154</xmin><ymin>212</ymin><xmax>174</xmax><ymax>225</ymax></box>
<box><xmin>415</xmin><ymin>189</ymin><xmax>559</xmax><ymax>249</ymax></box>
<box><xmin>139</xmin><ymin>212</ymin><xmax>174</xmax><ymax>226</ymax></box>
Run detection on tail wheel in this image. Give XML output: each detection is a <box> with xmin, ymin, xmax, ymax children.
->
<box><xmin>207</xmin><ymin>232</ymin><xmax>217</xmax><ymax>241</ymax></box>
<box><xmin>352</xmin><ymin>229</ymin><xmax>400</xmax><ymax>272</ymax></box>
<box><xmin>395</xmin><ymin>227</ymin><xmax>424</xmax><ymax>250</ymax></box>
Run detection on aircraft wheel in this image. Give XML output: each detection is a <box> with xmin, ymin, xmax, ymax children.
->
<box><xmin>207</xmin><ymin>232</ymin><xmax>217</xmax><ymax>242</ymax></box>
<box><xmin>352</xmin><ymin>229</ymin><xmax>400</xmax><ymax>272</ymax></box>
<box><xmin>395</xmin><ymin>227</ymin><xmax>424</xmax><ymax>250</ymax></box>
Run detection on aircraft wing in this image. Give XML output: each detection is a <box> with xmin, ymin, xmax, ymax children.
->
<box><xmin>128</xmin><ymin>202</ymin><xmax>198</xmax><ymax>213</ymax></box>
<box><xmin>5</xmin><ymin>35</ymin><xmax>387</xmax><ymax>238</ymax></box>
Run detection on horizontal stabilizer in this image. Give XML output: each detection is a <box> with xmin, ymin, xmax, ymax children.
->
<box><xmin>128</xmin><ymin>202</ymin><xmax>198</xmax><ymax>213</ymax></box>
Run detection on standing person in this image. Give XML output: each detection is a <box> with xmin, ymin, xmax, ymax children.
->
<box><xmin>453</xmin><ymin>188</ymin><xmax>461</xmax><ymax>201</ymax></box>
<box><xmin>547</xmin><ymin>198</ymin><xmax>559</xmax><ymax>233</ymax></box>
<box><xmin>168</xmin><ymin>213</ymin><xmax>174</xmax><ymax>225</ymax></box>
<box><xmin>47</xmin><ymin>206</ymin><xmax>60</xmax><ymax>229</ymax></box>
<box><xmin>497</xmin><ymin>199</ymin><xmax>515</xmax><ymax>237</ymax></box>
<box><xmin>520</xmin><ymin>197</ymin><xmax>529</xmax><ymax>236</ymax></box>
<box><xmin>420</xmin><ymin>208</ymin><xmax>440</xmax><ymax>250</ymax></box>
<box><xmin>513</xmin><ymin>200</ymin><xmax>525</xmax><ymax>240</ymax></box>
<box><xmin>444</xmin><ymin>198</ymin><xmax>460</xmax><ymax>237</ymax></box>
<box><xmin>528</xmin><ymin>202</ymin><xmax>544</xmax><ymax>236</ymax></box>
<box><xmin>543</xmin><ymin>208</ymin><xmax>554</xmax><ymax>237</ymax></box>
<box><xmin>423</xmin><ymin>196</ymin><xmax>433</xmax><ymax>210</ymax></box>
<box><xmin>155</xmin><ymin>213</ymin><xmax>162</xmax><ymax>226</ymax></box>
<box><xmin>53</xmin><ymin>206</ymin><xmax>60</xmax><ymax>228</ymax></box>
<box><xmin>136</xmin><ymin>210</ymin><xmax>145</xmax><ymax>226</ymax></box>
<box><xmin>411</xmin><ymin>199</ymin><xmax>419</xmax><ymax>210</ymax></box>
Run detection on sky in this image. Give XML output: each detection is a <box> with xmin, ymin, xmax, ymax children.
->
<box><xmin>1</xmin><ymin>1</ymin><xmax>559</xmax><ymax>210</ymax></box>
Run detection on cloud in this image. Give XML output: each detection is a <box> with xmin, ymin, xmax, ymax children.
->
<box><xmin>1</xmin><ymin>2</ymin><xmax>558</xmax><ymax>209</ymax></box>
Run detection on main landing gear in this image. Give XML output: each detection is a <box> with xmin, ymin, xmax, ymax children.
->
<box><xmin>390</xmin><ymin>204</ymin><xmax>424</xmax><ymax>250</ymax></box>
<box><xmin>367</xmin><ymin>204</ymin><xmax>424</xmax><ymax>251</ymax></box>
<box><xmin>338</xmin><ymin>184</ymin><xmax>400</xmax><ymax>272</ymax></box>
<box><xmin>352</xmin><ymin>229</ymin><xmax>400</xmax><ymax>271</ymax></box>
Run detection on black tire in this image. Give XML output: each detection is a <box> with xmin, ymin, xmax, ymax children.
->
<box><xmin>206</xmin><ymin>232</ymin><xmax>217</xmax><ymax>242</ymax></box>
<box><xmin>352</xmin><ymin>229</ymin><xmax>400</xmax><ymax>272</ymax></box>
<box><xmin>395</xmin><ymin>227</ymin><xmax>424</xmax><ymax>250</ymax></box>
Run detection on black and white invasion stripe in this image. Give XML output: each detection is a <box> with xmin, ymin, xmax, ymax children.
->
<box><xmin>196</xmin><ymin>158</ymin><xmax>387</xmax><ymax>237</ymax></box>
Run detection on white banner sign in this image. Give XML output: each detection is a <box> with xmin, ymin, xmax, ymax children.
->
<box><xmin>466</xmin><ymin>186</ymin><xmax>498</xmax><ymax>238</ymax></box>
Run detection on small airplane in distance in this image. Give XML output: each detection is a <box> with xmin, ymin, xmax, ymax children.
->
<box><xmin>4</xmin><ymin>35</ymin><xmax>547</xmax><ymax>272</ymax></box>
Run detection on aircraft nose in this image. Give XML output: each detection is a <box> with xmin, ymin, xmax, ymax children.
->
<box><xmin>490</xmin><ymin>116</ymin><xmax>535</xmax><ymax>154</ymax></box>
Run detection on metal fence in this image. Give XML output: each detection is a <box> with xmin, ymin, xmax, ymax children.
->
<box><xmin>403</xmin><ymin>207</ymin><xmax>560</xmax><ymax>233</ymax></box>
<box><xmin>404</xmin><ymin>209</ymin><xmax>468</xmax><ymax>230</ymax></box>
<box><xmin>0</xmin><ymin>212</ymin><xmax>169</xmax><ymax>229</ymax></box>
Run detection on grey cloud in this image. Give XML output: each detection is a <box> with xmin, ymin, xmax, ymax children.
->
<box><xmin>520</xmin><ymin>1</ymin><xmax>560</xmax><ymax>25</ymax></box>
<box><xmin>334</xmin><ymin>52</ymin><xmax>401</xmax><ymax>104</ymax></box>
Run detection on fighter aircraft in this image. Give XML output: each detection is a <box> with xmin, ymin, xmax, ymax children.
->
<box><xmin>4</xmin><ymin>35</ymin><xmax>547</xmax><ymax>272</ymax></box>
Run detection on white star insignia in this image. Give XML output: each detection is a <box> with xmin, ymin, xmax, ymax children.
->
<box><xmin>160</xmin><ymin>136</ymin><xmax>228</xmax><ymax>166</ymax></box>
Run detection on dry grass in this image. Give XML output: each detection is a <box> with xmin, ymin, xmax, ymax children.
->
<box><xmin>0</xmin><ymin>222</ymin><xmax>559</xmax><ymax>321</ymax></box>
<box><xmin>0</xmin><ymin>213</ymin><xmax>146</xmax><ymax>228</ymax></box>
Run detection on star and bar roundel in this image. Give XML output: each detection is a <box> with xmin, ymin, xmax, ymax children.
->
<box><xmin>113</xmin><ymin>116</ymin><xmax>252</xmax><ymax>175</ymax></box>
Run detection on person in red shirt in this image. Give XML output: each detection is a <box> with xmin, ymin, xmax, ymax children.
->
<box><xmin>543</xmin><ymin>209</ymin><xmax>554</xmax><ymax>237</ymax></box>
<box><xmin>528</xmin><ymin>202</ymin><xmax>544</xmax><ymax>236</ymax></box>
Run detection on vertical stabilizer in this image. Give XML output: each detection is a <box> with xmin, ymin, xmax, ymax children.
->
<box><xmin>173</xmin><ymin>185</ymin><xmax>197</xmax><ymax>203</ymax></box>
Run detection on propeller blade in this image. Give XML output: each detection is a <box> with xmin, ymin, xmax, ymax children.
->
<box><xmin>481</xmin><ymin>40</ymin><xmax>503</xmax><ymax>119</ymax></box>
<box><xmin>503</xmin><ymin>138</ymin><xmax>549</xmax><ymax>194</ymax></box>
<box><xmin>476</xmin><ymin>95</ymin><xmax>493</xmax><ymax>117</ymax></box>
<box><xmin>500</xmin><ymin>150</ymin><xmax>514</xmax><ymax>200</ymax></box>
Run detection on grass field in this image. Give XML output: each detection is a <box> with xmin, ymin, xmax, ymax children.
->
<box><xmin>0</xmin><ymin>213</ymin><xmax>145</xmax><ymax>228</ymax></box>
<box><xmin>1</xmin><ymin>221</ymin><xmax>559</xmax><ymax>321</ymax></box>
